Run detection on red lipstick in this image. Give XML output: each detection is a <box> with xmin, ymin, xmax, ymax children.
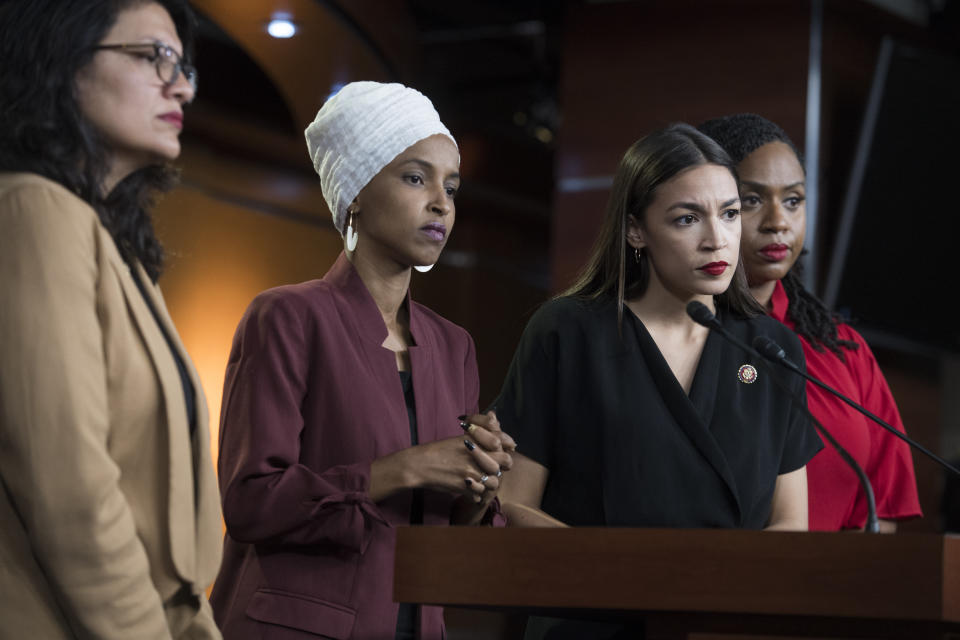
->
<box><xmin>698</xmin><ymin>261</ymin><xmax>729</xmax><ymax>276</ymax></box>
<box><xmin>421</xmin><ymin>222</ymin><xmax>447</xmax><ymax>242</ymax></box>
<box><xmin>158</xmin><ymin>112</ymin><xmax>183</xmax><ymax>129</ymax></box>
<box><xmin>759</xmin><ymin>243</ymin><xmax>789</xmax><ymax>262</ymax></box>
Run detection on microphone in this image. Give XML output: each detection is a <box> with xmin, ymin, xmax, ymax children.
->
<box><xmin>686</xmin><ymin>300</ymin><xmax>722</xmax><ymax>330</ymax></box>
<box><xmin>686</xmin><ymin>301</ymin><xmax>758</xmax><ymax>355</ymax></box>
<box><xmin>753</xmin><ymin>334</ymin><xmax>788</xmax><ymax>363</ymax></box>
<box><xmin>686</xmin><ymin>301</ymin><xmax>881</xmax><ymax>533</ymax></box>
<box><xmin>752</xmin><ymin>335</ymin><xmax>960</xmax><ymax>477</ymax></box>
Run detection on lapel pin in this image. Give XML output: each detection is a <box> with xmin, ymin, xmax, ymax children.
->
<box><xmin>737</xmin><ymin>364</ymin><xmax>758</xmax><ymax>384</ymax></box>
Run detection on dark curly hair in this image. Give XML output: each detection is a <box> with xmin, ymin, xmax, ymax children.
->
<box><xmin>0</xmin><ymin>0</ymin><xmax>197</xmax><ymax>281</ymax></box>
<box><xmin>698</xmin><ymin>113</ymin><xmax>857</xmax><ymax>359</ymax></box>
<box><xmin>563</xmin><ymin>123</ymin><xmax>764</xmax><ymax>328</ymax></box>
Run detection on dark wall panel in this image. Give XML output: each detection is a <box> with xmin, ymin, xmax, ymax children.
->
<box><xmin>553</xmin><ymin>0</ymin><xmax>810</xmax><ymax>290</ymax></box>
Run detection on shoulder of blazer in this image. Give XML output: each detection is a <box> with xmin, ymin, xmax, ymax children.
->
<box><xmin>409</xmin><ymin>299</ymin><xmax>473</xmax><ymax>352</ymax></box>
<box><xmin>241</xmin><ymin>279</ymin><xmax>329</xmax><ymax>326</ymax></box>
<box><xmin>0</xmin><ymin>172</ymin><xmax>100</xmax><ymax>225</ymax></box>
<box><xmin>0</xmin><ymin>172</ymin><xmax>112</xmax><ymax>265</ymax></box>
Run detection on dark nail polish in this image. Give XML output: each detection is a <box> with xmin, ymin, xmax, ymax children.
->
<box><xmin>465</xmin><ymin>478</ymin><xmax>473</xmax><ymax>486</ymax></box>
<box><xmin>464</xmin><ymin>439</ymin><xmax>476</xmax><ymax>451</ymax></box>
<box><xmin>457</xmin><ymin>414</ymin><xmax>468</xmax><ymax>420</ymax></box>
<box><xmin>459</xmin><ymin>421</ymin><xmax>470</xmax><ymax>431</ymax></box>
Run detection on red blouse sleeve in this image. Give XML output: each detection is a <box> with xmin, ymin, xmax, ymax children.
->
<box><xmin>844</xmin><ymin>326</ymin><xmax>923</xmax><ymax>522</ymax></box>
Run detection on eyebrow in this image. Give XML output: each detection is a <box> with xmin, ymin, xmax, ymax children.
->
<box><xmin>666</xmin><ymin>197</ymin><xmax>740</xmax><ymax>213</ymax></box>
<box><xmin>401</xmin><ymin>158</ymin><xmax>460</xmax><ymax>181</ymax></box>
<box><xmin>740</xmin><ymin>180</ymin><xmax>805</xmax><ymax>191</ymax></box>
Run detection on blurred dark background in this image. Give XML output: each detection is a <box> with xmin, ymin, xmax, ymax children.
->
<box><xmin>156</xmin><ymin>4</ymin><xmax>960</xmax><ymax>630</ymax></box>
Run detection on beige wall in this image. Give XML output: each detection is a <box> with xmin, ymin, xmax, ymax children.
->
<box><xmin>154</xmin><ymin>184</ymin><xmax>341</xmax><ymax>464</ymax></box>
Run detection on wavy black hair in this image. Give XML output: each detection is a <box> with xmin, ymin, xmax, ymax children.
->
<box><xmin>562</xmin><ymin>123</ymin><xmax>764</xmax><ymax>329</ymax></box>
<box><xmin>698</xmin><ymin>113</ymin><xmax>858</xmax><ymax>359</ymax></box>
<box><xmin>0</xmin><ymin>0</ymin><xmax>197</xmax><ymax>281</ymax></box>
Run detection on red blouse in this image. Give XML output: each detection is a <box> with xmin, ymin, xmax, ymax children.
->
<box><xmin>769</xmin><ymin>281</ymin><xmax>922</xmax><ymax>530</ymax></box>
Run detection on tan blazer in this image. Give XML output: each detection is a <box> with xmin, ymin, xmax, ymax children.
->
<box><xmin>0</xmin><ymin>172</ymin><xmax>222</xmax><ymax>639</ymax></box>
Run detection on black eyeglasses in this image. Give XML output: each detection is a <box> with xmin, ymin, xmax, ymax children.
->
<box><xmin>94</xmin><ymin>42</ymin><xmax>198</xmax><ymax>92</ymax></box>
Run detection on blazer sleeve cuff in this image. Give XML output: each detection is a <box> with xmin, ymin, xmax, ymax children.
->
<box><xmin>481</xmin><ymin>497</ymin><xmax>507</xmax><ymax>527</ymax></box>
<box><xmin>305</xmin><ymin>490</ymin><xmax>391</xmax><ymax>554</ymax></box>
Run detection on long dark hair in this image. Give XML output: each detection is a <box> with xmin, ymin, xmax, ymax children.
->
<box><xmin>698</xmin><ymin>113</ymin><xmax>857</xmax><ymax>359</ymax></box>
<box><xmin>562</xmin><ymin>123</ymin><xmax>763</xmax><ymax>328</ymax></box>
<box><xmin>0</xmin><ymin>0</ymin><xmax>197</xmax><ymax>281</ymax></box>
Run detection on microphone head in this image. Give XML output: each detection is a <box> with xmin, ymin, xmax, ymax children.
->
<box><xmin>686</xmin><ymin>301</ymin><xmax>719</xmax><ymax>328</ymax></box>
<box><xmin>752</xmin><ymin>335</ymin><xmax>786</xmax><ymax>361</ymax></box>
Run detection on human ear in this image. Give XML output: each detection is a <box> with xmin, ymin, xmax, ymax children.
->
<box><xmin>625</xmin><ymin>214</ymin><xmax>646</xmax><ymax>250</ymax></box>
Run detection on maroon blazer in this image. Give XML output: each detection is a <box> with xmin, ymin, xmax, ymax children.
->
<box><xmin>210</xmin><ymin>254</ymin><xmax>481</xmax><ymax>639</ymax></box>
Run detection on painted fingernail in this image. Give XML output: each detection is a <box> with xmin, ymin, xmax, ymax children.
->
<box><xmin>459</xmin><ymin>420</ymin><xmax>470</xmax><ymax>431</ymax></box>
<box><xmin>457</xmin><ymin>414</ymin><xmax>468</xmax><ymax>420</ymax></box>
<box><xmin>465</xmin><ymin>478</ymin><xmax>473</xmax><ymax>487</ymax></box>
<box><xmin>464</xmin><ymin>439</ymin><xmax>475</xmax><ymax>451</ymax></box>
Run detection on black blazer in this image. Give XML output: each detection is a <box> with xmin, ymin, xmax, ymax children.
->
<box><xmin>495</xmin><ymin>296</ymin><xmax>822</xmax><ymax>529</ymax></box>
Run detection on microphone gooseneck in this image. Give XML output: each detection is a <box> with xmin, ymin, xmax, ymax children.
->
<box><xmin>686</xmin><ymin>302</ymin><xmax>881</xmax><ymax>533</ymax></box>
<box><xmin>751</xmin><ymin>335</ymin><xmax>960</xmax><ymax>477</ymax></box>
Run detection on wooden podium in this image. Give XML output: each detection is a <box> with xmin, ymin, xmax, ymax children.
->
<box><xmin>394</xmin><ymin>527</ymin><xmax>960</xmax><ymax>639</ymax></box>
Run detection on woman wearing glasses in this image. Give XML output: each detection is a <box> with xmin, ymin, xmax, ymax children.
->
<box><xmin>0</xmin><ymin>1</ymin><xmax>220</xmax><ymax>639</ymax></box>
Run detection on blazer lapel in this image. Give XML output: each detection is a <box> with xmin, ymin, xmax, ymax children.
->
<box><xmin>131</xmin><ymin>264</ymin><xmax>222</xmax><ymax>587</ymax></box>
<box><xmin>326</xmin><ymin>254</ymin><xmax>412</xmax><ymax>454</ymax></box>
<box><xmin>107</xmin><ymin>254</ymin><xmax>197</xmax><ymax>583</ymax></box>
<box><xmin>408</xmin><ymin>301</ymin><xmax>437</xmax><ymax>445</ymax></box>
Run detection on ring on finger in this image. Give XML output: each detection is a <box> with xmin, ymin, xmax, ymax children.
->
<box><xmin>479</xmin><ymin>474</ymin><xmax>489</xmax><ymax>485</ymax></box>
<box><xmin>496</xmin><ymin>469</ymin><xmax>502</xmax><ymax>478</ymax></box>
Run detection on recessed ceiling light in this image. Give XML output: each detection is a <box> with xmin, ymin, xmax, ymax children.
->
<box><xmin>267</xmin><ymin>15</ymin><xmax>297</xmax><ymax>39</ymax></box>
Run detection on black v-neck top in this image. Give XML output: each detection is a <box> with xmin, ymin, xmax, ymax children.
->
<box><xmin>494</xmin><ymin>296</ymin><xmax>822</xmax><ymax>529</ymax></box>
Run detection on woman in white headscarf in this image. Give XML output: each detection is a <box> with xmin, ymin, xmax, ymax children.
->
<box><xmin>209</xmin><ymin>82</ymin><xmax>515</xmax><ymax>640</ymax></box>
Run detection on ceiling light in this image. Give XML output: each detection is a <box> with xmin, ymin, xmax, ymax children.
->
<box><xmin>267</xmin><ymin>15</ymin><xmax>297</xmax><ymax>39</ymax></box>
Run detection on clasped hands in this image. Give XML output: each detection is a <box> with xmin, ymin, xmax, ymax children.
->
<box><xmin>369</xmin><ymin>411</ymin><xmax>516</xmax><ymax>513</ymax></box>
<box><xmin>458</xmin><ymin>411</ymin><xmax>516</xmax><ymax>502</ymax></box>
<box><xmin>400</xmin><ymin>410</ymin><xmax>515</xmax><ymax>503</ymax></box>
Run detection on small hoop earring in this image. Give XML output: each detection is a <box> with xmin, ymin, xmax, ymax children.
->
<box><xmin>414</xmin><ymin>264</ymin><xmax>434</xmax><ymax>273</ymax></box>
<box><xmin>634</xmin><ymin>247</ymin><xmax>641</xmax><ymax>264</ymax></box>
<box><xmin>345</xmin><ymin>209</ymin><xmax>358</xmax><ymax>252</ymax></box>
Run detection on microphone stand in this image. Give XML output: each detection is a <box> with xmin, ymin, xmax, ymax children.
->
<box><xmin>753</xmin><ymin>335</ymin><xmax>960</xmax><ymax>477</ymax></box>
<box><xmin>686</xmin><ymin>302</ymin><xmax>881</xmax><ymax>533</ymax></box>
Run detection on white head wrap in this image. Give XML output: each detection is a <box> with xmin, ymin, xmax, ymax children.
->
<box><xmin>304</xmin><ymin>81</ymin><xmax>457</xmax><ymax>235</ymax></box>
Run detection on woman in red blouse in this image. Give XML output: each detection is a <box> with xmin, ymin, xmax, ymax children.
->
<box><xmin>699</xmin><ymin>113</ymin><xmax>922</xmax><ymax>531</ymax></box>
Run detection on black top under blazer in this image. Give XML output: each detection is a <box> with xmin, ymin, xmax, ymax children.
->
<box><xmin>495</xmin><ymin>296</ymin><xmax>823</xmax><ymax>529</ymax></box>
